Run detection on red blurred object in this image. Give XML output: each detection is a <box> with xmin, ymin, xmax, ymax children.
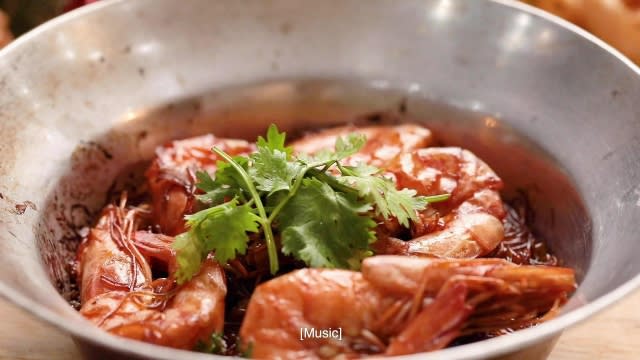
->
<box><xmin>64</xmin><ymin>0</ymin><xmax>100</xmax><ymax>12</ymax></box>
<box><xmin>623</xmin><ymin>0</ymin><xmax>640</xmax><ymax>9</ymax></box>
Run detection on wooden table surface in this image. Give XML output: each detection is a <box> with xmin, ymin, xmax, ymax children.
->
<box><xmin>1</xmin><ymin>290</ymin><xmax>639</xmax><ymax>359</ymax></box>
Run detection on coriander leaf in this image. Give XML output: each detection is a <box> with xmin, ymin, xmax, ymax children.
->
<box><xmin>173</xmin><ymin>199</ymin><xmax>260</xmax><ymax>283</ymax></box>
<box><xmin>195</xmin><ymin>158</ymin><xmax>250</xmax><ymax>205</ymax></box>
<box><xmin>212</xmin><ymin>147</ymin><xmax>280</xmax><ymax>275</ymax></box>
<box><xmin>338</xmin><ymin>174</ymin><xmax>424</xmax><ymax>227</ymax></box>
<box><xmin>213</xmin><ymin>157</ymin><xmax>250</xmax><ymax>192</ymax></box>
<box><xmin>335</xmin><ymin>133</ymin><xmax>367</xmax><ymax>160</ymax></box>
<box><xmin>347</xmin><ymin>249</ymin><xmax>374</xmax><ymax>270</ymax></box>
<box><xmin>256</xmin><ymin>123</ymin><xmax>292</xmax><ymax>156</ymax></box>
<box><xmin>298</xmin><ymin>133</ymin><xmax>367</xmax><ymax>165</ymax></box>
<box><xmin>340</xmin><ymin>162</ymin><xmax>379</xmax><ymax>177</ymax></box>
<box><xmin>195</xmin><ymin>170</ymin><xmax>239</xmax><ymax>205</ymax></box>
<box><xmin>338</xmin><ymin>163</ymin><xmax>451</xmax><ymax>227</ymax></box>
<box><xmin>340</xmin><ymin>162</ymin><xmax>426</xmax><ymax>226</ymax></box>
<box><xmin>195</xmin><ymin>170</ymin><xmax>217</xmax><ymax>192</ymax></box>
<box><xmin>276</xmin><ymin>178</ymin><xmax>376</xmax><ymax>269</ymax></box>
<box><xmin>196</xmin><ymin>187</ymin><xmax>240</xmax><ymax>206</ymax></box>
<box><xmin>249</xmin><ymin>146</ymin><xmax>304</xmax><ymax>194</ymax></box>
<box><xmin>297</xmin><ymin>148</ymin><xmax>333</xmax><ymax>164</ymax></box>
<box><xmin>239</xmin><ymin>341</ymin><xmax>254</xmax><ymax>358</ymax></box>
<box><xmin>194</xmin><ymin>332</ymin><xmax>228</xmax><ymax>354</ymax></box>
<box><xmin>198</xmin><ymin>201</ymin><xmax>260</xmax><ymax>264</ymax></box>
<box><xmin>173</xmin><ymin>231</ymin><xmax>206</xmax><ymax>285</ymax></box>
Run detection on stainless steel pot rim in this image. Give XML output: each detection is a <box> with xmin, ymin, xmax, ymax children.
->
<box><xmin>1</xmin><ymin>0</ymin><xmax>639</xmax><ymax>359</ymax></box>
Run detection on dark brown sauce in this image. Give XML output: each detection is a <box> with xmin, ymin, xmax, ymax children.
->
<box><xmin>489</xmin><ymin>197</ymin><xmax>558</xmax><ymax>266</ymax></box>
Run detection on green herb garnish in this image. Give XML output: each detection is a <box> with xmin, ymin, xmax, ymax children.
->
<box><xmin>194</xmin><ymin>332</ymin><xmax>228</xmax><ymax>354</ymax></box>
<box><xmin>173</xmin><ymin>124</ymin><xmax>449</xmax><ymax>283</ymax></box>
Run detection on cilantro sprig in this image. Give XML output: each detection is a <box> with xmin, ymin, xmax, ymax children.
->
<box><xmin>173</xmin><ymin>124</ymin><xmax>449</xmax><ymax>283</ymax></box>
<box><xmin>194</xmin><ymin>332</ymin><xmax>228</xmax><ymax>354</ymax></box>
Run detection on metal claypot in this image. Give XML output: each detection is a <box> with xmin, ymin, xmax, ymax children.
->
<box><xmin>0</xmin><ymin>0</ymin><xmax>639</xmax><ymax>359</ymax></box>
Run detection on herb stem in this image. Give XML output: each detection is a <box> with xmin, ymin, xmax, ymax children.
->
<box><xmin>423</xmin><ymin>193</ymin><xmax>451</xmax><ymax>203</ymax></box>
<box><xmin>307</xmin><ymin>168</ymin><xmax>358</xmax><ymax>195</ymax></box>
<box><xmin>336</xmin><ymin>162</ymin><xmax>355</xmax><ymax>176</ymax></box>
<box><xmin>267</xmin><ymin>168</ymin><xmax>307</xmax><ymax>223</ymax></box>
<box><xmin>308</xmin><ymin>159</ymin><xmax>336</xmax><ymax>169</ymax></box>
<box><xmin>212</xmin><ymin>147</ymin><xmax>280</xmax><ymax>274</ymax></box>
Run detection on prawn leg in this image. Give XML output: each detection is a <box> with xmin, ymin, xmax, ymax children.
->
<box><xmin>133</xmin><ymin>231</ymin><xmax>177</xmax><ymax>278</ymax></box>
<box><xmin>386</xmin><ymin>282</ymin><xmax>471</xmax><ymax>355</ymax></box>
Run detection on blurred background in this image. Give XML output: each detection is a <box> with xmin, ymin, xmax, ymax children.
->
<box><xmin>523</xmin><ymin>0</ymin><xmax>640</xmax><ymax>63</ymax></box>
<box><xmin>0</xmin><ymin>0</ymin><xmax>93</xmax><ymax>46</ymax></box>
<box><xmin>0</xmin><ymin>0</ymin><xmax>639</xmax><ymax>64</ymax></box>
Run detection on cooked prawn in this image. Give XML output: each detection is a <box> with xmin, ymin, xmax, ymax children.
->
<box><xmin>145</xmin><ymin>134</ymin><xmax>255</xmax><ymax>235</ymax></box>
<box><xmin>80</xmin><ymin>258</ymin><xmax>227</xmax><ymax>350</ymax></box>
<box><xmin>290</xmin><ymin>124</ymin><xmax>433</xmax><ymax>167</ymax></box>
<box><xmin>239</xmin><ymin>255</ymin><xmax>575</xmax><ymax>359</ymax></box>
<box><xmin>77</xmin><ymin>195</ymin><xmax>227</xmax><ymax>349</ymax></box>
<box><xmin>76</xmin><ymin>197</ymin><xmax>151</xmax><ymax>303</ymax></box>
<box><xmin>377</xmin><ymin>147</ymin><xmax>507</xmax><ymax>258</ymax></box>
